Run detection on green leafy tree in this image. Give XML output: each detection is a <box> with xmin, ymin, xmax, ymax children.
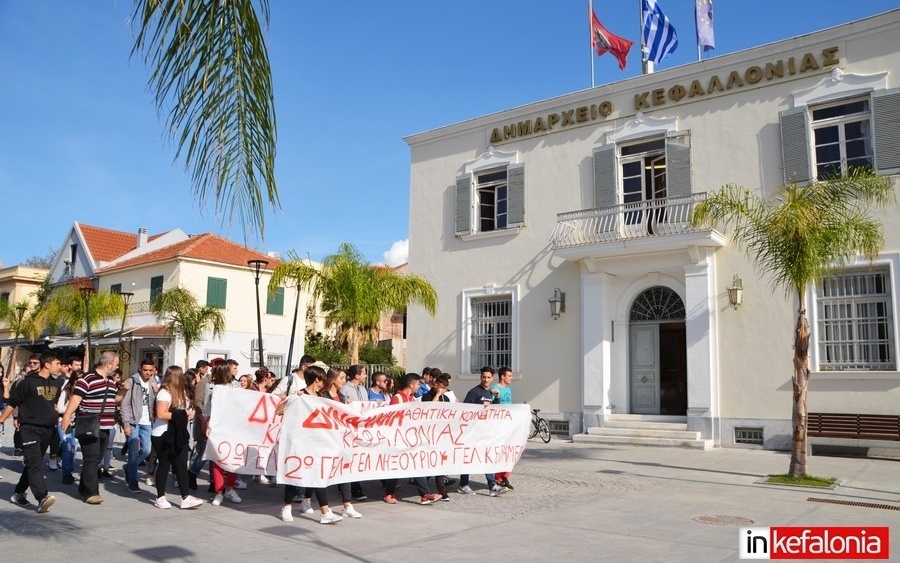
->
<box><xmin>41</xmin><ymin>283</ymin><xmax>124</xmax><ymax>365</ymax></box>
<box><xmin>359</xmin><ymin>342</ymin><xmax>395</xmax><ymax>366</ymax></box>
<box><xmin>132</xmin><ymin>0</ymin><xmax>277</xmax><ymax>238</ymax></box>
<box><xmin>303</xmin><ymin>330</ymin><xmax>349</xmax><ymax>366</ymax></box>
<box><xmin>692</xmin><ymin>168</ymin><xmax>893</xmax><ymax>477</ymax></box>
<box><xmin>150</xmin><ymin>287</ymin><xmax>226</xmax><ymax>368</ymax></box>
<box><xmin>273</xmin><ymin>243</ymin><xmax>437</xmax><ymax>365</ymax></box>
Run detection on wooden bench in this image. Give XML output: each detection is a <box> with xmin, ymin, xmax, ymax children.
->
<box><xmin>807</xmin><ymin>413</ymin><xmax>900</xmax><ymax>457</ymax></box>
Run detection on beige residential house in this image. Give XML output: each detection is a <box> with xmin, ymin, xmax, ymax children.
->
<box><xmin>42</xmin><ymin>222</ymin><xmax>314</xmax><ymax>375</ymax></box>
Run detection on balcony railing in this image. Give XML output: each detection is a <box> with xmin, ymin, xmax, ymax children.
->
<box><xmin>550</xmin><ymin>192</ymin><xmax>709</xmax><ymax>249</ymax></box>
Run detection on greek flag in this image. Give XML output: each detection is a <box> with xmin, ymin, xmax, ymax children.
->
<box><xmin>642</xmin><ymin>0</ymin><xmax>678</xmax><ymax>65</ymax></box>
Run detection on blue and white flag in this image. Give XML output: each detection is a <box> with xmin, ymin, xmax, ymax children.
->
<box><xmin>695</xmin><ymin>0</ymin><xmax>715</xmax><ymax>52</ymax></box>
<box><xmin>642</xmin><ymin>0</ymin><xmax>679</xmax><ymax>65</ymax></box>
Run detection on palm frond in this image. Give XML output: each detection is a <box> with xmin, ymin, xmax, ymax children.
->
<box><xmin>132</xmin><ymin>0</ymin><xmax>278</xmax><ymax>238</ymax></box>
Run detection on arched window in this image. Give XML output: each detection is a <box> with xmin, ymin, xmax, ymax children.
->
<box><xmin>630</xmin><ymin>286</ymin><xmax>685</xmax><ymax>321</ymax></box>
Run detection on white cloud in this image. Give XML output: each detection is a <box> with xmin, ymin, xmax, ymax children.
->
<box><xmin>382</xmin><ymin>239</ymin><xmax>408</xmax><ymax>267</ymax></box>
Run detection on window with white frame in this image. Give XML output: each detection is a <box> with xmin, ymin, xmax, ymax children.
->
<box><xmin>780</xmin><ymin>79</ymin><xmax>900</xmax><ymax>185</ymax></box>
<box><xmin>461</xmin><ymin>285</ymin><xmax>518</xmax><ymax>374</ymax></box>
<box><xmin>470</xmin><ymin>295</ymin><xmax>512</xmax><ymax>373</ymax></box>
<box><xmin>817</xmin><ymin>266</ymin><xmax>895</xmax><ymax>371</ymax></box>
<box><xmin>476</xmin><ymin>168</ymin><xmax>508</xmax><ymax>232</ymax></box>
<box><xmin>811</xmin><ymin>97</ymin><xmax>873</xmax><ymax>180</ymax></box>
<box><xmin>455</xmin><ymin>147</ymin><xmax>525</xmax><ymax>237</ymax></box>
<box><xmin>619</xmin><ymin>138</ymin><xmax>667</xmax><ymax>227</ymax></box>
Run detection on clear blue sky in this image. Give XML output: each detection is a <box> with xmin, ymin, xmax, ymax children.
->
<box><xmin>1</xmin><ymin>1</ymin><xmax>897</xmax><ymax>268</ymax></box>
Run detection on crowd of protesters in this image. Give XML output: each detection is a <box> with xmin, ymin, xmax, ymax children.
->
<box><xmin>1</xmin><ymin>351</ymin><xmax>517</xmax><ymax>523</ymax></box>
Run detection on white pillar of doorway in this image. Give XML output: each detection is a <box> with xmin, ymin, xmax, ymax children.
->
<box><xmin>581</xmin><ymin>270</ymin><xmax>614</xmax><ymax>431</ymax></box>
<box><xmin>683</xmin><ymin>249</ymin><xmax>720</xmax><ymax>445</ymax></box>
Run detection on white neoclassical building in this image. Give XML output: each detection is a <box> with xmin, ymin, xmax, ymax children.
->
<box><xmin>405</xmin><ymin>10</ymin><xmax>900</xmax><ymax>449</ymax></box>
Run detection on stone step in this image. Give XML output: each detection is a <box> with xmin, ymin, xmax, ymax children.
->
<box><xmin>573</xmin><ymin>433</ymin><xmax>714</xmax><ymax>449</ymax></box>
<box><xmin>587</xmin><ymin>426</ymin><xmax>698</xmax><ymax>440</ymax></box>
<box><xmin>603</xmin><ymin>420</ymin><xmax>689</xmax><ymax>431</ymax></box>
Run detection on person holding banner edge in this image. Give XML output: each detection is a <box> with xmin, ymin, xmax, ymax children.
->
<box><xmin>320</xmin><ymin>367</ymin><xmax>364</xmax><ymax>518</ymax></box>
<box><xmin>457</xmin><ymin>367</ymin><xmax>507</xmax><ymax>497</ymax></box>
<box><xmin>277</xmin><ymin>364</ymin><xmax>344</xmax><ymax>524</ymax></box>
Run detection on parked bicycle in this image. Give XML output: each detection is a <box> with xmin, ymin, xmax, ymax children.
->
<box><xmin>530</xmin><ymin>408</ymin><xmax>551</xmax><ymax>443</ymax></box>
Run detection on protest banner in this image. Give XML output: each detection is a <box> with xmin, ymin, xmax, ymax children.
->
<box><xmin>205</xmin><ymin>387</ymin><xmax>391</xmax><ymax>475</ymax></box>
<box><xmin>276</xmin><ymin>395</ymin><xmax>531</xmax><ymax>487</ymax></box>
<box><xmin>205</xmin><ymin>386</ymin><xmax>283</xmax><ymax>474</ymax></box>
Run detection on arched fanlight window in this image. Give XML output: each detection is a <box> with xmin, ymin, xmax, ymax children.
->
<box><xmin>630</xmin><ymin>286</ymin><xmax>685</xmax><ymax>321</ymax></box>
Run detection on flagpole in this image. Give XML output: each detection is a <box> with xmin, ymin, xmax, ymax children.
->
<box><xmin>641</xmin><ymin>0</ymin><xmax>653</xmax><ymax>75</ymax></box>
<box><xmin>589</xmin><ymin>0</ymin><xmax>595</xmax><ymax>87</ymax></box>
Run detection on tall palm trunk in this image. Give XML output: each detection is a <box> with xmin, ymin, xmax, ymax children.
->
<box><xmin>789</xmin><ymin>300</ymin><xmax>810</xmax><ymax>477</ymax></box>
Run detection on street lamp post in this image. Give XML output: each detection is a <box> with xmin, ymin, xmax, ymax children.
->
<box><xmin>5</xmin><ymin>305</ymin><xmax>27</xmax><ymax>377</ymax></box>
<box><xmin>284</xmin><ymin>285</ymin><xmax>302</xmax><ymax>377</ymax></box>
<box><xmin>80</xmin><ymin>286</ymin><xmax>95</xmax><ymax>367</ymax></box>
<box><xmin>247</xmin><ymin>259</ymin><xmax>269</xmax><ymax>367</ymax></box>
<box><xmin>117</xmin><ymin>292</ymin><xmax>134</xmax><ymax>360</ymax></box>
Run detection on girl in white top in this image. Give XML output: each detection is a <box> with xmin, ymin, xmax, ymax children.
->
<box><xmin>150</xmin><ymin>366</ymin><xmax>203</xmax><ymax>510</ymax></box>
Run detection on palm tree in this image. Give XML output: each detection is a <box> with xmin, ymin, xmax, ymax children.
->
<box><xmin>268</xmin><ymin>251</ymin><xmax>319</xmax><ymax>375</ymax></box>
<box><xmin>692</xmin><ymin>168</ymin><xmax>893</xmax><ymax>477</ymax></box>
<box><xmin>41</xmin><ymin>283</ymin><xmax>124</xmax><ymax>366</ymax></box>
<box><xmin>132</xmin><ymin>0</ymin><xmax>278</xmax><ymax>238</ymax></box>
<box><xmin>150</xmin><ymin>287</ymin><xmax>226</xmax><ymax>368</ymax></box>
<box><xmin>271</xmin><ymin>243</ymin><xmax>438</xmax><ymax>365</ymax></box>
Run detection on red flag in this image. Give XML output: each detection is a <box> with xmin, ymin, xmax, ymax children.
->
<box><xmin>591</xmin><ymin>10</ymin><xmax>633</xmax><ymax>70</ymax></box>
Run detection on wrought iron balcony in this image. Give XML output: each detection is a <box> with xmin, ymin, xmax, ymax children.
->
<box><xmin>550</xmin><ymin>193</ymin><xmax>709</xmax><ymax>249</ymax></box>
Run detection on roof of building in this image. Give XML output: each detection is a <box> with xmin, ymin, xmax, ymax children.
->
<box><xmin>95</xmin><ymin>232</ymin><xmax>279</xmax><ymax>273</ymax></box>
<box><xmin>77</xmin><ymin>223</ymin><xmax>166</xmax><ymax>263</ymax></box>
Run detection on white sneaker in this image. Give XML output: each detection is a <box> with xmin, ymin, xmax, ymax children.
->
<box><xmin>342</xmin><ymin>503</ymin><xmax>362</xmax><ymax>519</ymax></box>
<box><xmin>212</xmin><ymin>493</ymin><xmax>224</xmax><ymax>506</ymax></box>
<box><xmin>258</xmin><ymin>475</ymin><xmax>271</xmax><ymax>486</ymax></box>
<box><xmin>154</xmin><ymin>496</ymin><xmax>172</xmax><ymax>509</ymax></box>
<box><xmin>234</xmin><ymin>478</ymin><xmax>248</xmax><ymax>490</ymax></box>
<box><xmin>180</xmin><ymin>495</ymin><xmax>203</xmax><ymax>509</ymax></box>
<box><xmin>146</xmin><ymin>476</ymin><xmax>155</xmax><ymax>487</ymax></box>
<box><xmin>489</xmin><ymin>484</ymin><xmax>508</xmax><ymax>497</ymax></box>
<box><xmin>280</xmin><ymin>505</ymin><xmax>293</xmax><ymax>522</ymax></box>
<box><xmin>299</xmin><ymin>498</ymin><xmax>313</xmax><ymax>514</ymax></box>
<box><xmin>319</xmin><ymin>510</ymin><xmax>343</xmax><ymax>524</ymax></box>
<box><xmin>457</xmin><ymin>485</ymin><xmax>475</xmax><ymax>494</ymax></box>
<box><xmin>224</xmin><ymin>489</ymin><xmax>242</xmax><ymax>504</ymax></box>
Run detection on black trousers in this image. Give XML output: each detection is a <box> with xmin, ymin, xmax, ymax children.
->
<box><xmin>152</xmin><ymin>435</ymin><xmax>190</xmax><ymax>499</ymax></box>
<box><xmin>77</xmin><ymin>428</ymin><xmax>110</xmax><ymax>497</ymax></box>
<box><xmin>16</xmin><ymin>423</ymin><xmax>54</xmax><ymax>501</ymax></box>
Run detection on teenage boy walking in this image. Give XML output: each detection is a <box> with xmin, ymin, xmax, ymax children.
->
<box><xmin>0</xmin><ymin>352</ymin><xmax>64</xmax><ymax>513</ymax></box>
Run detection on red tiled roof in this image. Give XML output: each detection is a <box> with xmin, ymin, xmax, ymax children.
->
<box><xmin>78</xmin><ymin>224</ymin><xmax>165</xmax><ymax>263</ymax></box>
<box><xmin>95</xmin><ymin>233</ymin><xmax>279</xmax><ymax>273</ymax></box>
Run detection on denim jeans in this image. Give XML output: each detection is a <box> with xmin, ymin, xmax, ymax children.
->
<box><xmin>58</xmin><ymin>424</ymin><xmax>77</xmax><ymax>476</ymax></box>
<box><xmin>125</xmin><ymin>423</ymin><xmax>152</xmax><ymax>485</ymax></box>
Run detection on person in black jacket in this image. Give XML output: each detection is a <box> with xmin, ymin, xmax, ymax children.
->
<box><xmin>0</xmin><ymin>352</ymin><xmax>64</xmax><ymax>513</ymax></box>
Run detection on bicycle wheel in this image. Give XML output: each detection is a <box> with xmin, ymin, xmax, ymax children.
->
<box><xmin>537</xmin><ymin>418</ymin><xmax>551</xmax><ymax>443</ymax></box>
<box><xmin>529</xmin><ymin>419</ymin><xmax>539</xmax><ymax>439</ymax></box>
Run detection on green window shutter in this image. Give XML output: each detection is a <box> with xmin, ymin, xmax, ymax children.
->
<box><xmin>666</xmin><ymin>134</ymin><xmax>692</xmax><ymax>198</ymax></box>
<box><xmin>507</xmin><ymin>163</ymin><xmax>525</xmax><ymax>226</ymax></box>
<box><xmin>206</xmin><ymin>277</ymin><xmax>227</xmax><ymax>309</ymax></box>
<box><xmin>593</xmin><ymin>145</ymin><xmax>616</xmax><ymax>208</ymax></box>
<box><xmin>455</xmin><ymin>174</ymin><xmax>472</xmax><ymax>235</ymax></box>
<box><xmin>150</xmin><ymin>276</ymin><xmax>164</xmax><ymax>303</ymax></box>
<box><xmin>266</xmin><ymin>286</ymin><xmax>285</xmax><ymax>315</ymax></box>
<box><xmin>110</xmin><ymin>283</ymin><xmax>122</xmax><ymax>294</ymax></box>
<box><xmin>873</xmin><ymin>88</ymin><xmax>900</xmax><ymax>174</ymax></box>
<box><xmin>780</xmin><ymin>107</ymin><xmax>811</xmax><ymax>185</ymax></box>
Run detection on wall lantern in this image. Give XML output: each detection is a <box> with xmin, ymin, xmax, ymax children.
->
<box><xmin>727</xmin><ymin>275</ymin><xmax>743</xmax><ymax>310</ymax></box>
<box><xmin>549</xmin><ymin>287</ymin><xmax>566</xmax><ymax>320</ymax></box>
